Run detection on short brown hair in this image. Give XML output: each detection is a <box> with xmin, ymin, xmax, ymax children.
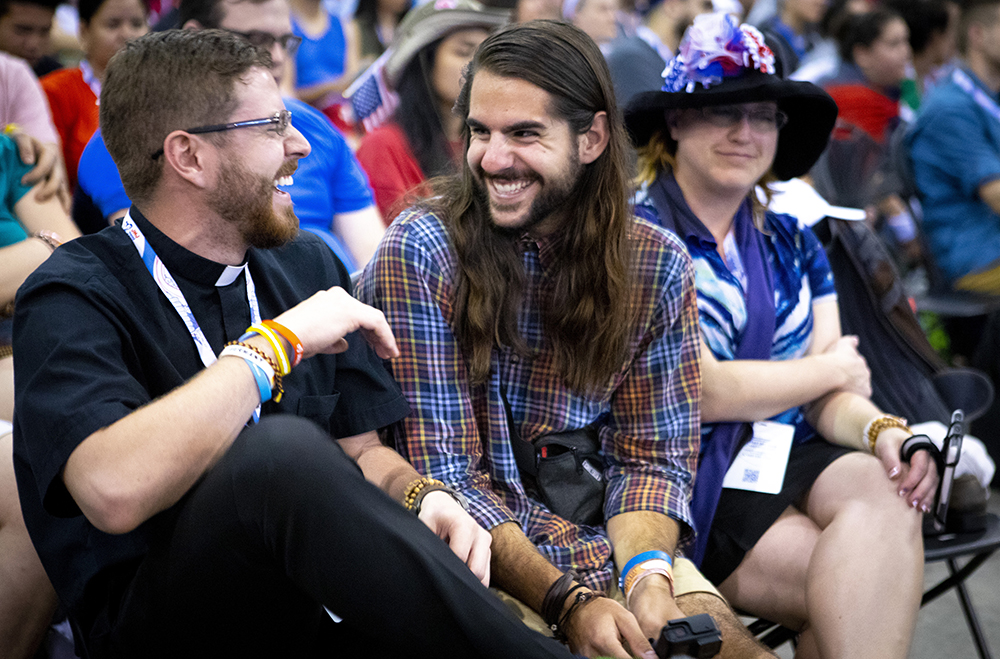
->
<box><xmin>100</xmin><ymin>29</ymin><xmax>271</xmax><ymax>205</ymax></box>
<box><xmin>958</xmin><ymin>0</ymin><xmax>1000</xmax><ymax>55</ymax></box>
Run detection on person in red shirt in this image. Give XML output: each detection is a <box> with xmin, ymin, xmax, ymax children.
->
<box><xmin>41</xmin><ymin>0</ymin><xmax>147</xmax><ymax>191</ymax></box>
<box><xmin>353</xmin><ymin>0</ymin><xmax>507</xmax><ymax>222</ymax></box>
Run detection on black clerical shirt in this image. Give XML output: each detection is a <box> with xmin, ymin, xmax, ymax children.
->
<box><xmin>11</xmin><ymin>207</ymin><xmax>409</xmax><ymax>625</ymax></box>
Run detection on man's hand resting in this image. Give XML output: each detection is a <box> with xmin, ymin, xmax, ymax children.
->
<box><xmin>563</xmin><ymin>593</ymin><xmax>657</xmax><ymax>659</ymax></box>
<box><xmin>418</xmin><ymin>490</ymin><xmax>492</xmax><ymax>586</ymax></box>
<box><xmin>273</xmin><ymin>286</ymin><xmax>399</xmax><ymax>360</ymax></box>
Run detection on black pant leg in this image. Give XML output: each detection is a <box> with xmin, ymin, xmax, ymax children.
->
<box><xmin>109</xmin><ymin>415</ymin><xmax>574</xmax><ymax>659</ymax></box>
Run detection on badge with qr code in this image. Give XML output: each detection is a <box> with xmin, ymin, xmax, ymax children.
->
<box><xmin>721</xmin><ymin>421</ymin><xmax>795</xmax><ymax>494</ymax></box>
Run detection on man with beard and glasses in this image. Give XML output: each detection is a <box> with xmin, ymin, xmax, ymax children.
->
<box><xmin>11</xmin><ymin>29</ymin><xmax>583</xmax><ymax>659</ymax></box>
<box><xmin>360</xmin><ymin>20</ymin><xmax>776</xmax><ymax>659</ymax></box>
<box><xmin>75</xmin><ymin>0</ymin><xmax>384</xmax><ymax>272</ymax></box>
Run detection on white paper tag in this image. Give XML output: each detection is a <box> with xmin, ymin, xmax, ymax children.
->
<box><xmin>721</xmin><ymin>421</ymin><xmax>795</xmax><ymax>494</ymax></box>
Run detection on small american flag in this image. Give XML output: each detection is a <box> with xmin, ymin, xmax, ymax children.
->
<box><xmin>346</xmin><ymin>50</ymin><xmax>399</xmax><ymax>133</ymax></box>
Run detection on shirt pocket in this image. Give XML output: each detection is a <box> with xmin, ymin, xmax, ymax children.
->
<box><xmin>296</xmin><ymin>393</ymin><xmax>340</xmax><ymax>436</ymax></box>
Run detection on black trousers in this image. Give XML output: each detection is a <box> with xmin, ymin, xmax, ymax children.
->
<box><xmin>94</xmin><ymin>415</ymin><xmax>573</xmax><ymax>659</ymax></box>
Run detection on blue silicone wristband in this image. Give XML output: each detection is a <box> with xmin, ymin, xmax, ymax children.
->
<box><xmin>619</xmin><ymin>550</ymin><xmax>673</xmax><ymax>591</ymax></box>
<box><xmin>245</xmin><ymin>359</ymin><xmax>272</xmax><ymax>404</ymax></box>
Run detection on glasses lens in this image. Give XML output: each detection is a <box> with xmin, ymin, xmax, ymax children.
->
<box><xmin>747</xmin><ymin>110</ymin><xmax>781</xmax><ymax>131</ymax></box>
<box><xmin>280</xmin><ymin>34</ymin><xmax>303</xmax><ymax>54</ymax></box>
<box><xmin>276</xmin><ymin>111</ymin><xmax>291</xmax><ymax>136</ymax></box>
<box><xmin>241</xmin><ymin>30</ymin><xmax>277</xmax><ymax>49</ymax></box>
<box><xmin>703</xmin><ymin>106</ymin><xmax>742</xmax><ymax>127</ymax></box>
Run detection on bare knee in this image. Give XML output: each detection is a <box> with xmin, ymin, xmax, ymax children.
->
<box><xmin>675</xmin><ymin>592</ymin><xmax>778</xmax><ymax>659</ymax></box>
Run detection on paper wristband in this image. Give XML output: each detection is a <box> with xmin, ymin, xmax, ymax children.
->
<box><xmin>624</xmin><ymin>567</ymin><xmax>674</xmax><ymax>609</ymax></box>
<box><xmin>619</xmin><ymin>550</ymin><xmax>673</xmax><ymax>591</ymax></box>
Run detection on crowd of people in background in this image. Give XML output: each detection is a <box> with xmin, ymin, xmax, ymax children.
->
<box><xmin>2</xmin><ymin>0</ymin><xmax>1000</xmax><ymax>657</ymax></box>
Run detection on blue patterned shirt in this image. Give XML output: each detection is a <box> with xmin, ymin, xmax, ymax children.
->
<box><xmin>637</xmin><ymin>178</ymin><xmax>836</xmax><ymax>439</ymax></box>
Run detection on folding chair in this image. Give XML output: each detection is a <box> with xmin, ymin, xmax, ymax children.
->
<box><xmin>749</xmin><ymin>406</ymin><xmax>1000</xmax><ymax>659</ymax></box>
<box><xmin>744</xmin><ymin>215</ymin><xmax>1000</xmax><ymax>655</ymax></box>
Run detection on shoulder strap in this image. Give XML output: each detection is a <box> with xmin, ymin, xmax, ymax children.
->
<box><xmin>500</xmin><ymin>383</ymin><xmax>539</xmax><ymax>478</ymax></box>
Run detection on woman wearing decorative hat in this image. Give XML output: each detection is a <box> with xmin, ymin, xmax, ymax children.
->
<box><xmin>353</xmin><ymin>0</ymin><xmax>508</xmax><ymax>222</ymax></box>
<box><xmin>625</xmin><ymin>13</ymin><xmax>933</xmax><ymax>658</ymax></box>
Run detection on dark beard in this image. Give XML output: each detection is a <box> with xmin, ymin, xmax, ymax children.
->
<box><xmin>208</xmin><ymin>160</ymin><xmax>300</xmax><ymax>250</ymax></box>
<box><xmin>472</xmin><ymin>150</ymin><xmax>582</xmax><ymax>237</ymax></box>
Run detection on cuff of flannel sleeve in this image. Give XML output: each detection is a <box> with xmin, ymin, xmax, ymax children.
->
<box><xmin>461</xmin><ymin>486</ymin><xmax>520</xmax><ymax>530</ymax></box>
<box><xmin>604</xmin><ymin>469</ymin><xmax>694</xmax><ymax>545</ymax></box>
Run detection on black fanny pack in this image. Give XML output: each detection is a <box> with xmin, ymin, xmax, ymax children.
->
<box><xmin>502</xmin><ymin>388</ymin><xmax>605</xmax><ymax>527</ymax></box>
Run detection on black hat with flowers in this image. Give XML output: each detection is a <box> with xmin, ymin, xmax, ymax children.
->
<box><xmin>623</xmin><ymin>13</ymin><xmax>838</xmax><ymax>180</ymax></box>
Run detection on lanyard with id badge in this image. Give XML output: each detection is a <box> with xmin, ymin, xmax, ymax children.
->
<box><xmin>722</xmin><ymin>421</ymin><xmax>795</xmax><ymax>494</ymax></box>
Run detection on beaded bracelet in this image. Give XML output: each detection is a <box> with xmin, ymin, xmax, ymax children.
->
<box><xmin>263</xmin><ymin>319</ymin><xmax>304</xmax><ymax>368</ymax></box>
<box><xmin>223</xmin><ymin>340</ymin><xmax>284</xmax><ymax>402</ymax></box>
<box><xmin>403</xmin><ymin>477</ymin><xmax>442</xmax><ymax>511</ymax></box>
<box><xmin>864</xmin><ymin>414</ymin><xmax>910</xmax><ymax>454</ymax></box>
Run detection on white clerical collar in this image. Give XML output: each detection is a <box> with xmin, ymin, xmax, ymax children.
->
<box><xmin>215</xmin><ymin>263</ymin><xmax>247</xmax><ymax>287</ymax></box>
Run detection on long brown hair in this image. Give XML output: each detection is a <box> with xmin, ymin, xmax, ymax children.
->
<box><xmin>423</xmin><ymin>20</ymin><xmax>637</xmax><ymax>394</ymax></box>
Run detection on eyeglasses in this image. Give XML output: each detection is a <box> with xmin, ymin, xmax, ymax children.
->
<box><xmin>697</xmin><ymin>105</ymin><xmax>789</xmax><ymax>132</ymax></box>
<box><xmin>151</xmin><ymin>110</ymin><xmax>292</xmax><ymax>159</ymax></box>
<box><xmin>224</xmin><ymin>29</ymin><xmax>302</xmax><ymax>54</ymax></box>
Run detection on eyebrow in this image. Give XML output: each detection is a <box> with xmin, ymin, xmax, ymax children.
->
<box><xmin>466</xmin><ymin>118</ymin><xmax>548</xmax><ymax>134</ymax></box>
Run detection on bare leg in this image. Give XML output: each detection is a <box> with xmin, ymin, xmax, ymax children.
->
<box><xmin>0</xmin><ymin>432</ymin><xmax>58</xmax><ymax>659</ymax></box>
<box><xmin>1</xmin><ymin>355</ymin><xmax>13</xmax><ymax>422</ymax></box>
<box><xmin>800</xmin><ymin>452</ymin><xmax>923</xmax><ymax>659</ymax></box>
<box><xmin>718</xmin><ymin>452</ymin><xmax>923</xmax><ymax>659</ymax></box>
<box><xmin>675</xmin><ymin>591</ymin><xmax>777</xmax><ymax>659</ymax></box>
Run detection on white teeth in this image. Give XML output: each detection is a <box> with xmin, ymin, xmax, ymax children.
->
<box><xmin>490</xmin><ymin>179</ymin><xmax>530</xmax><ymax>195</ymax></box>
<box><xmin>274</xmin><ymin>176</ymin><xmax>293</xmax><ymax>187</ymax></box>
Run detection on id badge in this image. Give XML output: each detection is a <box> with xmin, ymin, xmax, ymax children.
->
<box><xmin>721</xmin><ymin>421</ymin><xmax>795</xmax><ymax>495</ymax></box>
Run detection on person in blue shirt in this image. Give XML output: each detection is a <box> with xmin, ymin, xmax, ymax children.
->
<box><xmin>627</xmin><ymin>13</ymin><xmax>936</xmax><ymax>659</ymax></box>
<box><xmin>76</xmin><ymin>0</ymin><xmax>385</xmax><ymax>271</ymax></box>
<box><xmin>906</xmin><ymin>0</ymin><xmax>1000</xmax><ymax>294</ymax></box>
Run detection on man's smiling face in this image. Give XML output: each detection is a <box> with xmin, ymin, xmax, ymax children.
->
<box><xmin>465</xmin><ymin>70</ymin><xmax>586</xmax><ymax>236</ymax></box>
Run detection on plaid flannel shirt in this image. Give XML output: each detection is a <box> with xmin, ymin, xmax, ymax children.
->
<box><xmin>358</xmin><ymin>208</ymin><xmax>701</xmax><ymax>590</ymax></box>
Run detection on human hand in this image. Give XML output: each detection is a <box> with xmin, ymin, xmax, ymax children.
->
<box><xmin>563</xmin><ymin>594</ymin><xmax>656</xmax><ymax>659</ymax></box>
<box><xmin>11</xmin><ymin>133</ymin><xmax>70</xmax><ymax>211</ymax></box>
<box><xmin>627</xmin><ymin>574</ymin><xmax>687</xmax><ymax>652</ymax></box>
<box><xmin>274</xmin><ymin>286</ymin><xmax>398</xmax><ymax>360</ymax></box>
<box><xmin>874</xmin><ymin>426</ymin><xmax>939</xmax><ymax>512</ymax></box>
<box><xmin>825</xmin><ymin>336</ymin><xmax>871</xmax><ymax>398</ymax></box>
<box><xmin>418</xmin><ymin>490</ymin><xmax>492</xmax><ymax>587</ymax></box>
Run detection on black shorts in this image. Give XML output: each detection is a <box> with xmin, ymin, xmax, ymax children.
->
<box><xmin>700</xmin><ymin>437</ymin><xmax>854</xmax><ymax>585</ymax></box>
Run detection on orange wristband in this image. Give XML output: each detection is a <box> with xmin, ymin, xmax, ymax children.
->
<box><xmin>263</xmin><ymin>319</ymin><xmax>304</xmax><ymax>368</ymax></box>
